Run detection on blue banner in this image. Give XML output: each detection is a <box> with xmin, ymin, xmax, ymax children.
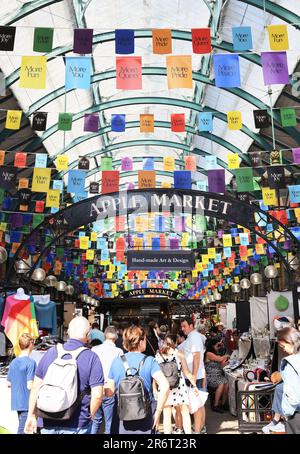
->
<box><xmin>65</xmin><ymin>57</ymin><xmax>91</xmax><ymax>89</ymax></box>
<box><xmin>205</xmin><ymin>155</ymin><xmax>217</xmax><ymax>170</ymax></box>
<box><xmin>143</xmin><ymin>157</ymin><xmax>154</xmax><ymax>170</ymax></box>
<box><xmin>197</xmin><ymin>180</ymin><xmax>207</xmax><ymax>191</ymax></box>
<box><xmin>111</xmin><ymin>114</ymin><xmax>126</xmax><ymax>132</ymax></box>
<box><xmin>232</xmin><ymin>26</ymin><xmax>253</xmax><ymax>51</ymax></box>
<box><xmin>174</xmin><ymin>171</ymin><xmax>191</xmax><ymax>189</ymax></box>
<box><xmin>198</xmin><ymin>112</ymin><xmax>213</xmax><ymax>132</ymax></box>
<box><xmin>213</xmin><ymin>54</ymin><xmax>241</xmax><ymax>88</ymax></box>
<box><xmin>115</xmin><ymin>29</ymin><xmax>134</xmax><ymax>54</ymax></box>
<box><xmin>67</xmin><ymin>169</ymin><xmax>86</xmax><ymax>194</ymax></box>
<box><xmin>35</xmin><ymin>153</ymin><xmax>47</xmax><ymax>168</ymax></box>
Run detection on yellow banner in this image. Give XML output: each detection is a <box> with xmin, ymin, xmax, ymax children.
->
<box><xmin>208</xmin><ymin>247</ymin><xmax>216</xmax><ymax>259</ymax></box>
<box><xmin>267</xmin><ymin>25</ymin><xmax>289</xmax><ymax>51</ymax></box>
<box><xmin>262</xmin><ymin>187</ymin><xmax>278</xmax><ymax>206</ymax></box>
<box><xmin>20</xmin><ymin>56</ymin><xmax>47</xmax><ymax>89</ymax></box>
<box><xmin>222</xmin><ymin>234</ymin><xmax>232</xmax><ymax>247</ymax></box>
<box><xmin>192</xmin><ymin>269</ymin><xmax>198</xmax><ymax>278</ymax></box>
<box><xmin>46</xmin><ymin>189</ymin><xmax>60</xmax><ymax>208</ymax></box>
<box><xmin>161</xmin><ymin>181</ymin><xmax>171</xmax><ymax>188</ymax></box>
<box><xmin>55</xmin><ymin>155</ymin><xmax>69</xmax><ymax>170</ymax></box>
<box><xmin>255</xmin><ymin>243</ymin><xmax>265</xmax><ymax>255</ymax></box>
<box><xmin>90</xmin><ymin>232</ymin><xmax>97</xmax><ymax>242</ymax></box>
<box><xmin>86</xmin><ymin>249</ymin><xmax>95</xmax><ymax>261</ymax></box>
<box><xmin>31</xmin><ymin>168</ymin><xmax>51</xmax><ymax>193</ymax></box>
<box><xmin>202</xmin><ymin>254</ymin><xmax>209</xmax><ymax>264</ymax></box>
<box><xmin>163</xmin><ymin>156</ymin><xmax>175</xmax><ymax>171</ymax></box>
<box><xmin>5</xmin><ymin>110</ymin><xmax>22</xmax><ymax>130</ymax></box>
<box><xmin>80</xmin><ymin>236</ymin><xmax>89</xmax><ymax>250</ymax></box>
<box><xmin>227</xmin><ymin>111</ymin><xmax>242</xmax><ymax>130</ymax></box>
<box><xmin>166</xmin><ymin>55</ymin><xmax>193</xmax><ymax>89</ymax></box>
<box><xmin>227</xmin><ymin>153</ymin><xmax>239</xmax><ymax>169</ymax></box>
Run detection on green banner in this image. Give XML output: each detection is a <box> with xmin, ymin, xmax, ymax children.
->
<box><xmin>33</xmin><ymin>27</ymin><xmax>54</xmax><ymax>52</ymax></box>
<box><xmin>32</xmin><ymin>214</ymin><xmax>45</xmax><ymax>228</ymax></box>
<box><xmin>234</xmin><ymin>168</ymin><xmax>254</xmax><ymax>192</ymax></box>
<box><xmin>58</xmin><ymin>113</ymin><xmax>73</xmax><ymax>131</ymax></box>
<box><xmin>280</xmin><ymin>108</ymin><xmax>297</xmax><ymax>127</ymax></box>
<box><xmin>101</xmin><ymin>156</ymin><xmax>112</xmax><ymax>170</ymax></box>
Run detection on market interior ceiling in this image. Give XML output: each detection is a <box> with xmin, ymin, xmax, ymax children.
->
<box><xmin>1</xmin><ymin>0</ymin><xmax>300</xmax><ymax>192</ymax></box>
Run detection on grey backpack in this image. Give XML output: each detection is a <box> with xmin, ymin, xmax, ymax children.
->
<box><xmin>37</xmin><ymin>344</ymin><xmax>88</xmax><ymax>420</ymax></box>
<box><xmin>117</xmin><ymin>355</ymin><xmax>150</xmax><ymax>421</ymax></box>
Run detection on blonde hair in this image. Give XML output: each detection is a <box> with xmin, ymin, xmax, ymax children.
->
<box><xmin>19</xmin><ymin>333</ymin><xmax>34</xmax><ymax>350</ymax></box>
<box><xmin>123</xmin><ymin>326</ymin><xmax>145</xmax><ymax>351</ymax></box>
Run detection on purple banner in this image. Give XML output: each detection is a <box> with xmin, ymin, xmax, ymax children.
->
<box><xmin>292</xmin><ymin>148</ymin><xmax>300</xmax><ymax>164</ymax></box>
<box><xmin>73</xmin><ymin>28</ymin><xmax>93</xmax><ymax>54</ymax></box>
<box><xmin>261</xmin><ymin>51</ymin><xmax>289</xmax><ymax>85</ymax></box>
<box><xmin>207</xmin><ymin>169</ymin><xmax>225</xmax><ymax>193</ymax></box>
<box><xmin>84</xmin><ymin>114</ymin><xmax>99</xmax><ymax>132</ymax></box>
<box><xmin>122</xmin><ymin>157</ymin><xmax>133</xmax><ymax>171</ymax></box>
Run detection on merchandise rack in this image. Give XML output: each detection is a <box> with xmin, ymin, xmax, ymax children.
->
<box><xmin>237</xmin><ymin>385</ymin><xmax>276</xmax><ymax>433</ymax></box>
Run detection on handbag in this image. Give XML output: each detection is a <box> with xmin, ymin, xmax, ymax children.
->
<box><xmin>188</xmin><ymin>387</ymin><xmax>208</xmax><ymax>414</ymax></box>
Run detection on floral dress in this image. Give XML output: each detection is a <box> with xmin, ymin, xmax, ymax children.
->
<box><xmin>155</xmin><ymin>350</ymin><xmax>189</xmax><ymax>406</ymax></box>
<box><xmin>205</xmin><ymin>360</ymin><xmax>228</xmax><ymax>389</ymax></box>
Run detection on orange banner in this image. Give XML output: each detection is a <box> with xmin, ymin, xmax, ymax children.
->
<box><xmin>152</xmin><ymin>29</ymin><xmax>172</xmax><ymax>54</ymax></box>
<box><xmin>166</xmin><ymin>55</ymin><xmax>193</xmax><ymax>89</ymax></box>
<box><xmin>138</xmin><ymin>170</ymin><xmax>156</xmax><ymax>189</ymax></box>
<box><xmin>140</xmin><ymin>114</ymin><xmax>154</xmax><ymax>132</ymax></box>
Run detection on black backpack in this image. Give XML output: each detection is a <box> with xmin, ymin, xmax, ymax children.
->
<box><xmin>158</xmin><ymin>353</ymin><xmax>181</xmax><ymax>390</ymax></box>
<box><xmin>118</xmin><ymin>355</ymin><xmax>151</xmax><ymax>421</ymax></box>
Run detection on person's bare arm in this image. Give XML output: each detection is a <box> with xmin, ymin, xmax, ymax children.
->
<box><xmin>192</xmin><ymin>351</ymin><xmax>200</xmax><ymax>379</ymax></box>
<box><xmin>206</xmin><ymin>352</ymin><xmax>229</xmax><ymax>363</ymax></box>
<box><xmin>152</xmin><ymin>370</ymin><xmax>170</xmax><ymax>430</ymax></box>
<box><xmin>24</xmin><ymin>376</ymin><xmax>43</xmax><ymax>434</ymax></box>
<box><xmin>104</xmin><ymin>378</ymin><xmax>115</xmax><ymax>397</ymax></box>
<box><xmin>177</xmin><ymin>350</ymin><xmax>197</xmax><ymax>387</ymax></box>
<box><xmin>90</xmin><ymin>385</ymin><xmax>103</xmax><ymax>418</ymax></box>
<box><xmin>27</xmin><ymin>380</ymin><xmax>33</xmax><ymax>391</ymax></box>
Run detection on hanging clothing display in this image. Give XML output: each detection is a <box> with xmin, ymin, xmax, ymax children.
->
<box><xmin>33</xmin><ymin>295</ymin><xmax>57</xmax><ymax>335</ymax></box>
<box><xmin>249</xmin><ymin>297</ymin><xmax>268</xmax><ymax>333</ymax></box>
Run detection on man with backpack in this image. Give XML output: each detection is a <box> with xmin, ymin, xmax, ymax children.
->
<box><xmin>24</xmin><ymin>316</ymin><xmax>104</xmax><ymax>434</ymax></box>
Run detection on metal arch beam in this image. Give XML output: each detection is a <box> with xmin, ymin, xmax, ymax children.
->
<box><xmin>44</xmin><ymin>121</ymin><xmax>246</xmax><ymax>165</ymax></box>
<box><xmin>29</xmin><ymin>96</ymin><xmax>270</xmax><ymax>157</ymax></box>
<box><xmin>0</xmin><ymin>0</ymin><xmax>63</xmax><ymax>25</ymax></box>
<box><xmin>243</xmin><ymin>0</ymin><xmax>300</xmax><ymax>30</ymax></box>
<box><xmin>22</xmin><ymin>68</ymin><xmax>300</xmax><ymax>145</ymax></box>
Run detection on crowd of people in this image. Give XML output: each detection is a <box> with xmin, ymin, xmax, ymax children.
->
<box><xmin>5</xmin><ymin>315</ymin><xmax>300</xmax><ymax>435</ymax></box>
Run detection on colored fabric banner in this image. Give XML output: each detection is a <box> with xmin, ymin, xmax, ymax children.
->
<box><xmin>205</xmin><ymin>155</ymin><xmax>217</xmax><ymax>170</ymax></box>
<box><xmin>198</xmin><ymin>112</ymin><xmax>212</xmax><ymax>132</ymax></box>
<box><xmin>5</xmin><ymin>110</ymin><xmax>22</xmax><ymax>130</ymax></box>
<box><xmin>116</xmin><ymin>56</ymin><xmax>142</xmax><ymax>90</ymax></box>
<box><xmin>292</xmin><ymin>148</ymin><xmax>300</xmax><ymax>164</ymax></box>
<box><xmin>191</xmin><ymin>28</ymin><xmax>211</xmax><ymax>54</ymax></box>
<box><xmin>35</xmin><ymin>201</ymin><xmax>45</xmax><ymax>213</ymax></box>
<box><xmin>253</xmin><ymin>109</ymin><xmax>270</xmax><ymax>129</ymax></box>
<box><xmin>86</xmin><ymin>249</ymin><xmax>95</xmax><ymax>261</ymax></box>
<box><xmin>227</xmin><ymin>153</ymin><xmax>239</xmax><ymax>169</ymax></box>
<box><xmin>20</xmin><ymin>56</ymin><xmax>47</xmax><ymax>89</ymax></box>
<box><xmin>232</xmin><ymin>26</ymin><xmax>253</xmax><ymax>51</ymax></box>
<box><xmin>267</xmin><ymin>166</ymin><xmax>286</xmax><ymax>189</ymax></box>
<box><xmin>84</xmin><ymin>113</ymin><xmax>99</xmax><ymax>132</ymax></box>
<box><xmin>166</xmin><ymin>55</ymin><xmax>193</xmax><ymax>89</ymax></box>
<box><xmin>288</xmin><ymin>185</ymin><xmax>300</xmax><ymax>203</ymax></box>
<box><xmin>58</xmin><ymin>113</ymin><xmax>73</xmax><ymax>131</ymax></box>
<box><xmin>102</xmin><ymin>171</ymin><xmax>119</xmax><ymax>194</ymax></box>
<box><xmin>53</xmin><ymin>180</ymin><xmax>63</xmax><ymax>192</ymax></box>
<box><xmin>163</xmin><ymin>156</ymin><xmax>175</xmax><ymax>171</ymax></box>
<box><xmin>223</xmin><ymin>235</ymin><xmax>232</xmax><ymax>247</ymax></box>
<box><xmin>0</xmin><ymin>150</ymin><xmax>5</xmax><ymax>166</ymax></box>
<box><xmin>267</xmin><ymin>25</ymin><xmax>289</xmax><ymax>51</ymax></box>
<box><xmin>31</xmin><ymin>168</ymin><xmax>51</xmax><ymax>193</ymax></box>
<box><xmin>262</xmin><ymin>187</ymin><xmax>278</xmax><ymax>206</ymax></box>
<box><xmin>197</xmin><ymin>180</ymin><xmax>207</xmax><ymax>191</ymax></box>
<box><xmin>65</xmin><ymin>57</ymin><xmax>91</xmax><ymax>89</ymax></box>
<box><xmin>33</xmin><ymin>27</ymin><xmax>53</xmax><ymax>52</ymax></box>
<box><xmin>138</xmin><ymin>171</ymin><xmax>156</xmax><ymax>189</ymax></box>
<box><xmin>140</xmin><ymin>114</ymin><xmax>154</xmax><ymax>132</ymax></box>
<box><xmin>89</xmin><ymin>182</ymin><xmax>99</xmax><ymax>194</ymax></box>
<box><xmin>80</xmin><ymin>236</ymin><xmax>89</xmax><ymax>250</ymax></box>
<box><xmin>171</xmin><ymin>113</ymin><xmax>185</xmax><ymax>132</ymax></box>
<box><xmin>101</xmin><ymin>156</ymin><xmax>112</xmax><ymax>170</ymax></box>
<box><xmin>207</xmin><ymin>169</ymin><xmax>225</xmax><ymax>193</ymax></box>
<box><xmin>0</xmin><ymin>26</ymin><xmax>16</xmax><ymax>51</ymax></box>
<box><xmin>14</xmin><ymin>152</ymin><xmax>27</xmax><ymax>168</ymax></box>
<box><xmin>121</xmin><ymin>156</ymin><xmax>133</xmax><ymax>171</ymax></box>
<box><xmin>161</xmin><ymin>181</ymin><xmax>171</xmax><ymax>189</ymax></box>
<box><xmin>78</xmin><ymin>156</ymin><xmax>90</xmax><ymax>170</ymax></box>
<box><xmin>115</xmin><ymin>29</ymin><xmax>134</xmax><ymax>54</ymax></box>
<box><xmin>46</xmin><ymin>189</ymin><xmax>60</xmax><ymax>208</ymax></box>
<box><xmin>269</xmin><ymin>210</ymin><xmax>288</xmax><ymax>225</ymax></box>
<box><xmin>152</xmin><ymin>29</ymin><xmax>172</xmax><ymax>54</ymax></box>
<box><xmin>111</xmin><ymin>114</ymin><xmax>126</xmax><ymax>132</ymax></box>
<box><xmin>234</xmin><ymin>168</ymin><xmax>254</xmax><ymax>192</ymax></box>
<box><xmin>250</xmin><ymin>151</ymin><xmax>262</xmax><ymax>167</ymax></box>
<box><xmin>261</xmin><ymin>52</ymin><xmax>289</xmax><ymax>85</ymax></box>
<box><xmin>32</xmin><ymin>112</ymin><xmax>47</xmax><ymax>131</ymax></box>
<box><xmin>55</xmin><ymin>155</ymin><xmax>69</xmax><ymax>170</ymax></box>
<box><xmin>227</xmin><ymin>111</ymin><xmax>242</xmax><ymax>130</ymax></box>
<box><xmin>173</xmin><ymin>171</ymin><xmax>191</xmax><ymax>189</ymax></box>
<box><xmin>67</xmin><ymin>169</ymin><xmax>86</xmax><ymax>194</ymax></box>
<box><xmin>270</xmin><ymin>149</ymin><xmax>282</xmax><ymax>165</ymax></box>
<box><xmin>184</xmin><ymin>156</ymin><xmax>196</xmax><ymax>171</ymax></box>
<box><xmin>73</xmin><ymin>28</ymin><xmax>93</xmax><ymax>54</ymax></box>
<box><xmin>18</xmin><ymin>189</ymin><xmax>31</xmax><ymax>209</ymax></box>
<box><xmin>280</xmin><ymin>108</ymin><xmax>297</xmax><ymax>127</ymax></box>
<box><xmin>0</xmin><ymin>167</ymin><xmax>17</xmax><ymax>190</ymax></box>
<box><xmin>18</xmin><ymin>178</ymin><xmax>29</xmax><ymax>190</ymax></box>
<box><xmin>214</xmin><ymin>54</ymin><xmax>241</xmax><ymax>88</ymax></box>
<box><xmin>143</xmin><ymin>158</ymin><xmax>154</xmax><ymax>170</ymax></box>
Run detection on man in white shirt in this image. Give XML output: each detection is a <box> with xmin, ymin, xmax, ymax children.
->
<box><xmin>92</xmin><ymin>326</ymin><xmax>123</xmax><ymax>434</ymax></box>
<box><xmin>181</xmin><ymin>317</ymin><xmax>206</xmax><ymax>434</ymax></box>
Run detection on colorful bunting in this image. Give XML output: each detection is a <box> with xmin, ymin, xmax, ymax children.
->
<box><xmin>116</xmin><ymin>56</ymin><xmax>142</xmax><ymax>90</ymax></box>
<box><xmin>46</xmin><ymin>189</ymin><xmax>60</xmax><ymax>208</ymax></box>
<box><xmin>227</xmin><ymin>153</ymin><xmax>239</xmax><ymax>169</ymax></box>
<box><xmin>20</xmin><ymin>56</ymin><xmax>47</xmax><ymax>89</ymax></box>
<box><xmin>33</xmin><ymin>27</ymin><xmax>54</xmax><ymax>52</ymax></box>
<box><xmin>65</xmin><ymin>57</ymin><xmax>91</xmax><ymax>89</ymax></box>
<box><xmin>280</xmin><ymin>108</ymin><xmax>297</xmax><ymax>127</ymax></box>
<box><xmin>115</xmin><ymin>29</ymin><xmax>134</xmax><ymax>54</ymax></box>
<box><xmin>234</xmin><ymin>168</ymin><xmax>254</xmax><ymax>192</ymax></box>
<box><xmin>101</xmin><ymin>156</ymin><xmax>112</xmax><ymax>170</ymax></box>
<box><xmin>32</xmin><ymin>112</ymin><xmax>47</xmax><ymax>131</ymax></box>
<box><xmin>173</xmin><ymin>171</ymin><xmax>191</xmax><ymax>189</ymax></box>
<box><xmin>143</xmin><ymin>158</ymin><xmax>154</xmax><ymax>170</ymax></box>
<box><xmin>0</xmin><ymin>26</ymin><xmax>16</xmax><ymax>51</ymax></box>
<box><xmin>14</xmin><ymin>152</ymin><xmax>27</xmax><ymax>168</ymax></box>
<box><xmin>58</xmin><ymin>113</ymin><xmax>73</xmax><ymax>131</ymax></box>
<box><xmin>152</xmin><ymin>29</ymin><xmax>172</xmax><ymax>54</ymax></box>
<box><xmin>73</xmin><ymin>28</ymin><xmax>93</xmax><ymax>54</ymax></box>
<box><xmin>0</xmin><ymin>167</ymin><xmax>17</xmax><ymax>190</ymax></box>
<box><xmin>253</xmin><ymin>109</ymin><xmax>270</xmax><ymax>129</ymax></box>
<box><xmin>138</xmin><ymin>171</ymin><xmax>156</xmax><ymax>189</ymax></box>
<box><xmin>84</xmin><ymin>113</ymin><xmax>99</xmax><ymax>132</ymax></box>
<box><xmin>55</xmin><ymin>155</ymin><xmax>69</xmax><ymax>170</ymax></box>
<box><xmin>191</xmin><ymin>28</ymin><xmax>211</xmax><ymax>54</ymax></box>
<box><xmin>121</xmin><ymin>157</ymin><xmax>133</xmax><ymax>171</ymax></box>
<box><xmin>288</xmin><ymin>185</ymin><xmax>300</xmax><ymax>203</ymax></box>
<box><xmin>207</xmin><ymin>169</ymin><xmax>225</xmax><ymax>193</ymax></box>
<box><xmin>140</xmin><ymin>114</ymin><xmax>154</xmax><ymax>132</ymax></box>
<box><xmin>261</xmin><ymin>51</ymin><xmax>289</xmax><ymax>85</ymax></box>
<box><xmin>184</xmin><ymin>156</ymin><xmax>196</xmax><ymax>171</ymax></box>
<box><xmin>31</xmin><ymin>168</ymin><xmax>51</xmax><ymax>193</ymax></box>
<box><xmin>111</xmin><ymin>114</ymin><xmax>126</xmax><ymax>132</ymax></box>
<box><xmin>267</xmin><ymin>25</ymin><xmax>289</xmax><ymax>51</ymax></box>
<box><xmin>0</xmin><ymin>150</ymin><xmax>5</xmax><ymax>166</ymax></box>
<box><xmin>267</xmin><ymin>166</ymin><xmax>286</xmax><ymax>189</ymax></box>
<box><xmin>250</xmin><ymin>152</ymin><xmax>262</xmax><ymax>167</ymax></box>
<box><xmin>213</xmin><ymin>54</ymin><xmax>241</xmax><ymax>88</ymax></box>
<box><xmin>102</xmin><ymin>171</ymin><xmax>119</xmax><ymax>194</ymax></box>
<box><xmin>205</xmin><ymin>155</ymin><xmax>217</xmax><ymax>170</ymax></box>
<box><xmin>227</xmin><ymin>111</ymin><xmax>242</xmax><ymax>130</ymax></box>
<box><xmin>166</xmin><ymin>55</ymin><xmax>193</xmax><ymax>89</ymax></box>
<box><xmin>198</xmin><ymin>112</ymin><xmax>212</xmax><ymax>132</ymax></box>
<box><xmin>78</xmin><ymin>156</ymin><xmax>90</xmax><ymax>170</ymax></box>
<box><xmin>171</xmin><ymin>113</ymin><xmax>185</xmax><ymax>132</ymax></box>
<box><xmin>232</xmin><ymin>26</ymin><xmax>253</xmax><ymax>51</ymax></box>
<box><xmin>67</xmin><ymin>169</ymin><xmax>86</xmax><ymax>194</ymax></box>
<box><xmin>262</xmin><ymin>187</ymin><xmax>278</xmax><ymax>206</ymax></box>
<box><xmin>5</xmin><ymin>110</ymin><xmax>22</xmax><ymax>130</ymax></box>
<box><xmin>163</xmin><ymin>156</ymin><xmax>175</xmax><ymax>171</ymax></box>
<box><xmin>292</xmin><ymin>148</ymin><xmax>300</xmax><ymax>164</ymax></box>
